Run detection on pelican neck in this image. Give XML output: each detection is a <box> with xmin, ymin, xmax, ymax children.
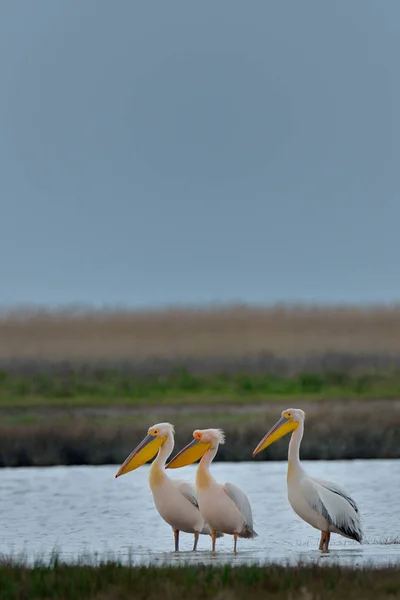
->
<box><xmin>288</xmin><ymin>421</ymin><xmax>304</xmax><ymax>470</ymax></box>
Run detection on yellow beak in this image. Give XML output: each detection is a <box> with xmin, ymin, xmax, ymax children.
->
<box><xmin>166</xmin><ymin>438</ymin><xmax>212</xmax><ymax>469</ymax></box>
<box><xmin>115</xmin><ymin>434</ymin><xmax>166</xmax><ymax>478</ymax></box>
<box><xmin>252</xmin><ymin>416</ymin><xmax>298</xmax><ymax>457</ymax></box>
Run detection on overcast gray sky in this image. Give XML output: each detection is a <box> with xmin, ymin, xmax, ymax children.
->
<box><xmin>1</xmin><ymin>1</ymin><xmax>400</xmax><ymax>308</ymax></box>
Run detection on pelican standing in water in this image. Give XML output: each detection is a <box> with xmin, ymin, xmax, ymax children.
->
<box><xmin>115</xmin><ymin>423</ymin><xmax>222</xmax><ymax>551</ymax></box>
<box><xmin>167</xmin><ymin>428</ymin><xmax>257</xmax><ymax>553</ymax></box>
<box><xmin>252</xmin><ymin>409</ymin><xmax>362</xmax><ymax>552</ymax></box>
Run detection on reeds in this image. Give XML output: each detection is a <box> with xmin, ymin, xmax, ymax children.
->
<box><xmin>1</xmin><ymin>305</ymin><xmax>400</xmax><ymax>372</ymax></box>
<box><xmin>0</xmin><ymin>400</ymin><xmax>399</xmax><ymax>466</ymax></box>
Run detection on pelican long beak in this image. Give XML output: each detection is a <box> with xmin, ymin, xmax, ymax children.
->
<box><xmin>166</xmin><ymin>438</ymin><xmax>212</xmax><ymax>469</ymax></box>
<box><xmin>252</xmin><ymin>416</ymin><xmax>298</xmax><ymax>457</ymax></box>
<box><xmin>115</xmin><ymin>434</ymin><xmax>166</xmax><ymax>478</ymax></box>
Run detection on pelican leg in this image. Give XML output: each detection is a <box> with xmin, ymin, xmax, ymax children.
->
<box><xmin>318</xmin><ymin>531</ymin><xmax>325</xmax><ymax>551</ymax></box>
<box><xmin>211</xmin><ymin>531</ymin><xmax>217</xmax><ymax>553</ymax></box>
<box><xmin>323</xmin><ymin>532</ymin><xmax>331</xmax><ymax>552</ymax></box>
<box><xmin>319</xmin><ymin>531</ymin><xmax>330</xmax><ymax>553</ymax></box>
<box><xmin>174</xmin><ymin>530</ymin><xmax>179</xmax><ymax>552</ymax></box>
<box><xmin>193</xmin><ymin>531</ymin><xmax>199</xmax><ymax>552</ymax></box>
<box><xmin>233</xmin><ymin>533</ymin><xmax>238</xmax><ymax>554</ymax></box>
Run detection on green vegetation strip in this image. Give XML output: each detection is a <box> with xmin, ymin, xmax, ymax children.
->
<box><xmin>1</xmin><ymin>369</ymin><xmax>400</xmax><ymax>408</ymax></box>
<box><xmin>0</xmin><ymin>563</ymin><xmax>399</xmax><ymax>600</ymax></box>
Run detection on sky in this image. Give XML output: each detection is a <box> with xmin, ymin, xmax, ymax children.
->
<box><xmin>1</xmin><ymin>1</ymin><xmax>400</xmax><ymax>308</ymax></box>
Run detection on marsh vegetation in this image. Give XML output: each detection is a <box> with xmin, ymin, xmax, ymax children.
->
<box><xmin>0</xmin><ymin>306</ymin><xmax>399</xmax><ymax>466</ymax></box>
<box><xmin>1</xmin><ymin>561</ymin><xmax>400</xmax><ymax>600</ymax></box>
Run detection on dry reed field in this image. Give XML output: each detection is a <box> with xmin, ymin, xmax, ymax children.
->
<box><xmin>1</xmin><ymin>305</ymin><xmax>400</xmax><ymax>373</ymax></box>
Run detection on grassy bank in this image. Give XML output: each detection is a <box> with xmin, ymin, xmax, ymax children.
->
<box><xmin>2</xmin><ymin>369</ymin><xmax>400</xmax><ymax>408</ymax></box>
<box><xmin>0</xmin><ymin>397</ymin><xmax>399</xmax><ymax>466</ymax></box>
<box><xmin>0</xmin><ymin>370</ymin><xmax>399</xmax><ymax>467</ymax></box>
<box><xmin>1</xmin><ymin>562</ymin><xmax>400</xmax><ymax>600</ymax></box>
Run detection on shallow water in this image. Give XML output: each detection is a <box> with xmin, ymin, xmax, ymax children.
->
<box><xmin>1</xmin><ymin>460</ymin><xmax>400</xmax><ymax>567</ymax></box>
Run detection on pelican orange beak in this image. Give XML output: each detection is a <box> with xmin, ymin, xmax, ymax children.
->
<box><xmin>252</xmin><ymin>416</ymin><xmax>298</xmax><ymax>457</ymax></box>
<box><xmin>115</xmin><ymin>434</ymin><xmax>166</xmax><ymax>478</ymax></box>
<box><xmin>166</xmin><ymin>438</ymin><xmax>212</xmax><ymax>469</ymax></box>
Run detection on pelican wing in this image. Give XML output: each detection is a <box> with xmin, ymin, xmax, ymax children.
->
<box><xmin>314</xmin><ymin>478</ymin><xmax>360</xmax><ymax>513</ymax></box>
<box><xmin>223</xmin><ymin>482</ymin><xmax>254</xmax><ymax>530</ymax></box>
<box><xmin>174</xmin><ymin>480</ymin><xmax>199</xmax><ymax>508</ymax></box>
<box><xmin>301</xmin><ymin>477</ymin><xmax>362</xmax><ymax>542</ymax></box>
<box><xmin>173</xmin><ymin>480</ymin><xmax>223</xmax><ymax>537</ymax></box>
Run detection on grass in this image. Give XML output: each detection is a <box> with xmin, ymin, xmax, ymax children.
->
<box><xmin>0</xmin><ymin>369</ymin><xmax>399</xmax><ymax>466</ymax></box>
<box><xmin>1</xmin><ymin>369</ymin><xmax>400</xmax><ymax>409</ymax></box>
<box><xmin>0</xmin><ymin>398</ymin><xmax>399</xmax><ymax>466</ymax></box>
<box><xmin>1</xmin><ymin>562</ymin><xmax>400</xmax><ymax>599</ymax></box>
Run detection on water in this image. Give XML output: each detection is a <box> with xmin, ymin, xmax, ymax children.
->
<box><xmin>1</xmin><ymin>460</ymin><xmax>400</xmax><ymax>567</ymax></box>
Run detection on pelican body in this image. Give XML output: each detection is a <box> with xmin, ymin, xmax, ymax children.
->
<box><xmin>167</xmin><ymin>428</ymin><xmax>257</xmax><ymax>553</ymax></box>
<box><xmin>253</xmin><ymin>409</ymin><xmax>362</xmax><ymax>552</ymax></box>
<box><xmin>115</xmin><ymin>423</ymin><xmax>220</xmax><ymax>551</ymax></box>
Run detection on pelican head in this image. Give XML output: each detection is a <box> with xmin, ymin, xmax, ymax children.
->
<box><xmin>166</xmin><ymin>428</ymin><xmax>225</xmax><ymax>469</ymax></box>
<box><xmin>115</xmin><ymin>422</ymin><xmax>174</xmax><ymax>478</ymax></box>
<box><xmin>252</xmin><ymin>408</ymin><xmax>305</xmax><ymax>457</ymax></box>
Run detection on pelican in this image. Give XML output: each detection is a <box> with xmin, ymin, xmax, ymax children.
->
<box><xmin>115</xmin><ymin>422</ymin><xmax>222</xmax><ymax>551</ymax></box>
<box><xmin>166</xmin><ymin>428</ymin><xmax>257</xmax><ymax>553</ymax></box>
<box><xmin>252</xmin><ymin>408</ymin><xmax>363</xmax><ymax>552</ymax></box>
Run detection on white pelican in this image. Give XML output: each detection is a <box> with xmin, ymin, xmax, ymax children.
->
<box><xmin>115</xmin><ymin>422</ymin><xmax>222</xmax><ymax>551</ymax></box>
<box><xmin>252</xmin><ymin>408</ymin><xmax>363</xmax><ymax>552</ymax></box>
<box><xmin>166</xmin><ymin>428</ymin><xmax>257</xmax><ymax>553</ymax></box>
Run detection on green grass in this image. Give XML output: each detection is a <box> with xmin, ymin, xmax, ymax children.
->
<box><xmin>1</xmin><ymin>562</ymin><xmax>400</xmax><ymax>599</ymax></box>
<box><xmin>0</xmin><ymin>368</ymin><xmax>399</xmax><ymax>466</ymax></box>
<box><xmin>1</xmin><ymin>369</ymin><xmax>400</xmax><ymax>409</ymax></box>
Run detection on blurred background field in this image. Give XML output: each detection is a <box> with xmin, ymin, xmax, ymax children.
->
<box><xmin>3</xmin><ymin>304</ymin><xmax>400</xmax><ymax>365</ymax></box>
<box><xmin>0</xmin><ymin>305</ymin><xmax>399</xmax><ymax>467</ymax></box>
